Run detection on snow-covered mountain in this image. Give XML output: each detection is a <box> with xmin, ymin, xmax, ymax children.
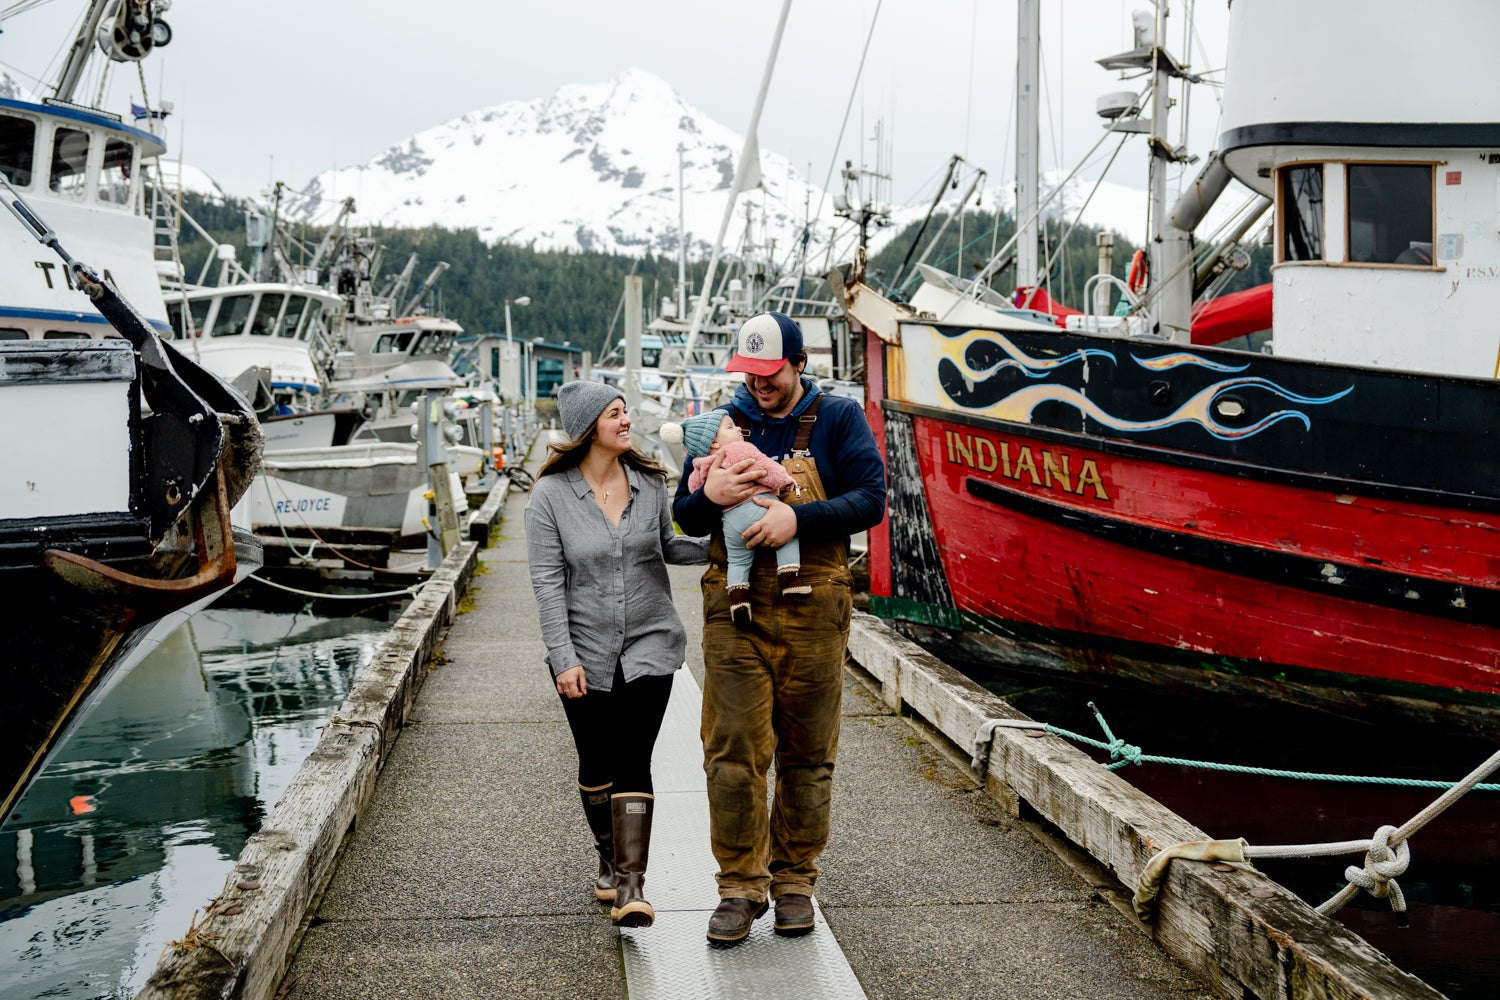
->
<box><xmin>291</xmin><ymin>69</ymin><xmax>840</xmax><ymax>260</ymax></box>
<box><xmin>157</xmin><ymin>160</ymin><xmax>229</xmax><ymax>203</ymax></box>
<box><xmin>0</xmin><ymin>69</ymin><xmax>32</xmax><ymax>101</ymax></box>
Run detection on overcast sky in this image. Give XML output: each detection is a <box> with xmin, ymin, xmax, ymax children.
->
<box><xmin>2</xmin><ymin>0</ymin><xmax>1232</xmax><ymax>209</ymax></box>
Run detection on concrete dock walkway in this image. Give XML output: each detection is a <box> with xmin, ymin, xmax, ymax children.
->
<box><xmin>279</xmin><ymin>473</ymin><xmax>1215</xmax><ymax>999</ymax></box>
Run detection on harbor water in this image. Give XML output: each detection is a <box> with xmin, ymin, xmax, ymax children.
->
<box><xmin>0</xmin><ymin>586</ymin><xmax>409</xmax><ymax>1000</ymax></box>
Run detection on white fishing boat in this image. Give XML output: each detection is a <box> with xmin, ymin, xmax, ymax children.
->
<box><xmin>0</xmin><ymin>0</ymin><xmax>261</xmax><ymax>826</ymax></box>
<box><xmin>164</xmin><ymin>281</ymin><xmax>344</xmax><ymax>416</ymax></box>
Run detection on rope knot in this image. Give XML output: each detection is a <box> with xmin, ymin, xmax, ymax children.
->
<box><xmin>1106</xmin><ymin>738</ymin><xmax>1143</xmax><ymax>768</ymax></box>
<box><xmin>1344</xmin><ymin>824</ymin><xmax>1409</xmax><ymax>915</ymax></box>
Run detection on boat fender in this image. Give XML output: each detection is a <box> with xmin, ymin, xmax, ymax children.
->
<box><xmin>1127</xmin><ymin>249</ymin><xmax>1148</xmax><ymax>293</ymax></box>
<box><xmin>1133</xmin><ymin>837</ymin><xmax>1249</xmax><ymax>922</ymax></box>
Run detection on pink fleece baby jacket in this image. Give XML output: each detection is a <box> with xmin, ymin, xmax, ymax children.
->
<box><xmin>687</xmin><ymin>440</ymin><xmax>796</xmax><ymax>509</ymax></box>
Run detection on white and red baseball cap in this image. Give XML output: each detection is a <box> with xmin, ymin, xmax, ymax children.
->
<box><xmin>724</xmin><ymin>312</ymin><xmax>804</xmax><ymax>377</ymax></box>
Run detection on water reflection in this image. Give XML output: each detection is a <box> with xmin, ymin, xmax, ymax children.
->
<box><xmin>0</xmin><ymin>591</ymin><xmax>404</xmax><ymax>1000</ymax></box>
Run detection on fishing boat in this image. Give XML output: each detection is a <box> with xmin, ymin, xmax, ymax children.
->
<box><xmin>162</xmin><ymin>195</ymin><xmax>485</xmax><ymax>547</ymax></box>
<box><xmin>164</xmin><ymin>281</ymin><xmax>344</xmax><ymax>420</ymax></box>
<box><xmin>0</xmin><ymin>0</ymin><xmax>263</xmax><ymax>826</ymax></box>
<box><xmin>839</xmin><ymin>0</ymin><xmax>1500</xmax><ymax>736</ymax></box>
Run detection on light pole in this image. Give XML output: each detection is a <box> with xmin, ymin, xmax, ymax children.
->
<box><xmin>528</xmin><ymin>336</ymin><xmax>544</xmax><ymax>419</ymax></box>
<box><xmin>503</xmin><ymin>295</ymin><xmax>530</xmax><ymax>402</ymax></box>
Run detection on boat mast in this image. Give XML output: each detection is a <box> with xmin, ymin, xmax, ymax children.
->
<box><xmin>53</xmin><ymin>0</ymin><xmax>114</xmax><ymax>103</ymax></box>
<box><xmin>1147</xmin><ymin>3</ymin><xmax>1196</xmax><ymax>341</ymax></box>
<box><xmin>1015</xmin><ymin>0</ymin><xmax>1041</xmax><ymax>292</ymax></box>
<box><xmin>679</xmin><ymin>0</ymin><xmax>792</xmax><ymax>382</ymax></box>
<box><xmin>1098</xmin><ymin>3</ymin><xmax>1200</xmax><ymax>341</ymax></box>
<box><xmin>676</xmin><ymin>143</ymin><xmax>687</xmax><ymax>320</ymax></box>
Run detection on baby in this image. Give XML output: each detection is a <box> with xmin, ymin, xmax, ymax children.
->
<box><xmin>663</xmin><ymin>410</ymin><xmax>807</xmax><ymax>625</ymax></box>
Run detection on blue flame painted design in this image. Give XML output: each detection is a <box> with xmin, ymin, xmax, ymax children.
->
<box><xmin>1132</xmin><ymin>352</ymin><xmax>1250</xmax><ymax>373</ymax></box>
<box><xmin>934</xmin><ymin>333</ymin><xmax>1351</xmax><ymax>441</ymax></box>
<box><xmin>961</xmin><ymin>334</ymin><xmax>1115</xmax><ymax>380</ymax></box>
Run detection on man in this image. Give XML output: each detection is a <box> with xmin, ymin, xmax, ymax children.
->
<box><xmin>673</xmin><ymin>311</ymin><xmax>886</xmax><ymax>945</ymax></box>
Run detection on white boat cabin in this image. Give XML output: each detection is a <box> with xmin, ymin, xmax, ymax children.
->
<box><xmin>1220</xmin><ymin>0</ymin><xmax>1500</xmax><ymax>380</ymax></box>
<box><xmin>0</xmin><ymin>97</ymin><xmax>169</xmax><ymax>339</ymax></box>
<box><xmin>333</xmin><ymin>316</ymin><xmax>463</xmax><ymax>381</ymax></box>
<box><xmin>165</xmin><ymin>283</ymin><xmax>343</xmax><ymax>412</ymax></box>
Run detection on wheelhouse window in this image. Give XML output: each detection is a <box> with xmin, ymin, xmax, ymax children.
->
<box><xmin>298</xmin><ymin>300</ymin><xmax>323</xmax><ymax>341</ymax></box>
<box><xmin>0</xmin><ymin>114</ymin><xmax>37</xmax><ymax>187</ymax></box>
<box><xmin>43</xmin><ymin>330</ymin><xmax>90</xmax><ymax>339</ymax></box>
<box><xmin>375</xmin><ymin>330</ymin><xmax>416</xmax><ymax>354</ymax></box>
<box><xmin>210</xmin><ymin>294</ymin><xmax>254</xmax><ymax>336</ymax></box>
<box><xmin>413</xmin><ymin>331</ymin><xmax>456</xmax><ymax>357</ymax></box>
<box><xmin>279</xmin><ymin>295</ymin><xmax>307</xmax><ymax>337</ymax></box>
<box><xmin>1280</xmin><ymin>165</ymin><xmax>1324</xmax><ymax>262</ymax></box>
<box><xmin>96</xmin><ymin>138</ymin><xmax>136</xmax><ymax>207</ymax></box>
<box><xmin>1347</xmin><ymin>164</ymin><xmax>1433</xmax><ymax>265</ymax></box>
<box><xmin>250</xmin><ymin>293</ymin><xmax>285</xmax><ymax>336</ymax></box>
<box><xmin>0</xmin><ymin>328</ymin><xmax>28</xmax><ymax>340</ymax></box>
<box><xmin>166</xmin><ymin>297</ymin><xmax>212</xmax><ymax>339</ymax></box>
<box><xmin>49</xmin><ymin>127</ymin><xmax>91</xmax><ymax>199</ymax></box>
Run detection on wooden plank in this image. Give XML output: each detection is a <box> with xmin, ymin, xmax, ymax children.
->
<box><xmin>135</xmin><ymin>540</ymin><xmax>480</xmax><ymax>1000</ymax></box>
<box><xmin>846</xmin><ymin>613</ymin><xmax>1443</xmax><ymax>1000</ymax></box>
<box><xmin>429</xmin><ymin>460</ymin><xmax>461</xmax><ymax>555</ymax></box>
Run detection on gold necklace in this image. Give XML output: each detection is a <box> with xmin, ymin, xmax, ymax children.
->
<box><xmin>584</xmin><ymin>468</ymin><xmax>619</xmax><ymax>503</ymax></box>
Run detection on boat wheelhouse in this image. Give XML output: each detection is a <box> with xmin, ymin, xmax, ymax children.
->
<box><xmin>0</xmin><ymin>97</ymin><xmax>170</xmax><ymax>340</ymax></box>
<box><xmin>165</xmin><ymin>282</ymin><xmax>343</xmax><ymax>414</ymax></box>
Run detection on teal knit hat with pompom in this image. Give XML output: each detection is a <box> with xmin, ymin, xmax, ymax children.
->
<box><xmin>662</xmin><ymin>410</ymin><xmax>728</xmax><ymax>458</ymax></box>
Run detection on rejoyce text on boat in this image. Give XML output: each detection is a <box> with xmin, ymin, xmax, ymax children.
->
<box><xmin>0</xmin><ymin>0</ymin><xmax>263</xmax><ymax>826</ymax></box>
<box><xmin>838</xmin><ymin>0</ymin><xmax>1500</xmax><ymax>737</ymax></box>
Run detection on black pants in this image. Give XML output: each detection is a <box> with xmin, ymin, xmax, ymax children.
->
<box><xmin>559</xmin><ymin>664</ymin><xmax>674</xmax><ymax>794</ymax></box>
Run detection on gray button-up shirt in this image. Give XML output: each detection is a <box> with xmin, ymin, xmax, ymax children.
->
<box><xmin>524</xmin><ymin>462</ymin><xmax>709</xmax><ymax>692</ymax></box>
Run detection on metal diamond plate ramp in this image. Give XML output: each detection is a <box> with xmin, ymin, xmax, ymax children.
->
<box><xmin>624</xmin><ymin>669</ymin><xmax>866</xmax><ymax>999</ymax></box>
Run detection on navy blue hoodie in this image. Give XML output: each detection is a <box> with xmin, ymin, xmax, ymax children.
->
<box><xmin>673</xmin><ymin>379</ymin><xmax>886</xmax><ymax>554</ymax></box>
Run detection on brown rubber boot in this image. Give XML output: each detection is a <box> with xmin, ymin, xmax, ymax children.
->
<box><xmin>579</xmin><ymin>782</ymin><xmax>616</xmax><ymax>902</ymax></box>
<box><xmin>610</xmin><ymin>792</ymin><xmax>655</xmax><ymax>927</ymax></box>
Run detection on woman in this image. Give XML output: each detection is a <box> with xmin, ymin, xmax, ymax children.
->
<box><xmin>524</xmin><ymin>380</ymin><xmax>707</xmax><ymax>928</ymax></box>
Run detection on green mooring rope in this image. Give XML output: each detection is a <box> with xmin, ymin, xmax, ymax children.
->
<box><xmin>1042</xmin><ymin>702</ymin><xmax>1500</xmax><ymax>793</ymax></box>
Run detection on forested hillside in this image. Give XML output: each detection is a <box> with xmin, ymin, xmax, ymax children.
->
<box><xmin>173</xmin><ymin>193</ymin><xmax>1270</xmax><ymax>359</ymax></box>
<box><xmin>175</xmin><ymin>194</ymin><xmax>684</xmax><ymax>360</ymax></box>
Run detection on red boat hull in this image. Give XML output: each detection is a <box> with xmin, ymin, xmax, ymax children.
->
<box><xmin>862</xmin><ymin>321</ymin><xmax>1500</xmax><ymax>734</ymax></box>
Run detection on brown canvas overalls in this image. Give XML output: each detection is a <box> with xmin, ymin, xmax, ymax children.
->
<box><xmin>700</xmin><ymin>396</ymin><xmax>854</xmax><ymax>903</ymax></box>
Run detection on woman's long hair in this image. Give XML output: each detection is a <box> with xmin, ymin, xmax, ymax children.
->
<box><xmin>536</xmin><ymin>428</ymin><xmax>668</xmax><ymax>482</ymax></box>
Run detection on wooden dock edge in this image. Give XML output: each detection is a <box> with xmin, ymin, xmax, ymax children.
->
<box><xmin>467</xmin><ymin>474</ymin><xmax>511</xmax><ymax>545</ymax></box>
<box><xmin>846</xmin><ymin>613</ymin><xmax>1441</xmax><ymax>1000</ymax></box>
<box><xmin>134</xmin><ymin>539</ymin><xmax>483</xmax><ymax>1000</ymax></box>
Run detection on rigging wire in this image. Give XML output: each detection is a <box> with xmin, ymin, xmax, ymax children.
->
<box><xmin>961</xmin><ymin>0</ymin><xmax>978</xmax><ymax>162</ymax></box>
<box><xmin>1021</xmin><ymin>135</ymin><xmax>1132</xmax><ymax>311</ymax></box>
<box><xmin>809</xmin><ymin>0</ymin><xmax>883</xmax><ymax>233</ymax></box>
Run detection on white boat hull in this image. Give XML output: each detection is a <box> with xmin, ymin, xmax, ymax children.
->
<box><xmin>234</xmin><ymin>443</ymin><xmax>471</xmax><ymax>542</ymax></box>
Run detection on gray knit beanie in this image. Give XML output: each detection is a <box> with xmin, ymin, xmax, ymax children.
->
<box><xmin>556</xmin><ymin>380</ymin><xmax>626</xmax><ymax>441</ymax></box>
